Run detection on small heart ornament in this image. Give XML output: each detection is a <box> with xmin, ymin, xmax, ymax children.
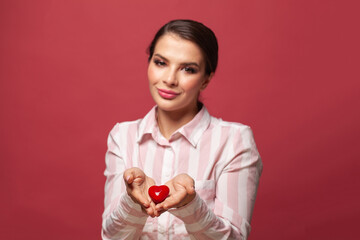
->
<box><xmin>148</xmin><ymin>185</ymin><xmax>170</xmax><ymax>204</ymax></box>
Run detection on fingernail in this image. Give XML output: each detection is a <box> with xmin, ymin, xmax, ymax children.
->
<box><xmin>126</xmin><ymin>175</ymin><xmax>130</xmax><ymax>182</ymax></box>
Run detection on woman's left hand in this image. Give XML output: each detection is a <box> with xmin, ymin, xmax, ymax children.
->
<box><xmin>155</xmin><ymin>174</ymin><xmax>196</xmax><ymax>212</ymax></box>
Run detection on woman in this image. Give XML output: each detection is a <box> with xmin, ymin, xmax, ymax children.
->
<box><xmin>102</xmin><ymin>19</ymin><xmax>263</xmax><ymax>239</ymax></box>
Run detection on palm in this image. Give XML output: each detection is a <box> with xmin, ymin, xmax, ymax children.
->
<box><xmin>167</xmin><ymin>179</ymin><xmax>188</xmax><ymax>204</ymax></box>
<box><xmin>156</xmin><ymin>174</ymin><xmax>195</xmax><ymax>210</ymax></box>
<box><xmin>124</xmin><ymin>167</ymin><xmax>158</xmax><ymax>216</ymax></box>
<box><xmin>131</xmin><ymin>175</ymin><xmax>155</xmax><ymax>202</ymax></box>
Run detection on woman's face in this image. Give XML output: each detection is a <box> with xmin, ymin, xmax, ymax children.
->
<box><xmin>148</xmin><ymin>33</ymin><xmax>211</xmax><ymax>114</ymax></box>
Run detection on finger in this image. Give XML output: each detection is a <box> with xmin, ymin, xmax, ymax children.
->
<box><xmin>141</xmin><ymin>207</ymin><xmax>147</xmax><ymax>215</ymax></box>
<box><xmin>130</xmin><ymin>189</ymin><xmax>150</xmax><ymax>208</ymax></box>
<box><xmin>151</xmin><ymin>201</ymin><xmax>160</xmax><ymax>217</ymax></box>
<box><xmin>123</xmin><ymin>169</ymin><xmax>135</xmax><ymax>185</ymax></box>
<box><xmin>181</xmin><ymin>175</ymin><xmax>195</xmax><ymax>194</ymax></box>
<box><xmin>157</xmin><ymin>191</ymin><xmax>187</xmax><ymax>210</ymax></box>
<box><xmin>144</xmin><ymin>206</ymin><xmax>154</xmax><ymax>217</ymax></box>
<box><xmin>125</xmin><ymin>168</ymin><xmax>147</xmax><ymax>187</ymax></box>
<box><xmin>126</xmin><ymin>174</ymin><xmax>134</xmax><ymax>185</ymax></box>
<box><xmin>145</xmin><ymin>202</ymin><xmax>157</xmax><ymax>218</ymax></box>
<box><xmin>185</xmin><ymin>184</ymin><xmax>195</xmax><ymax>195</ymax></box>
<box><xmin>155</xmin><ymin>208</ymin><xmax>166</xmax><ymax>217</ymax></box>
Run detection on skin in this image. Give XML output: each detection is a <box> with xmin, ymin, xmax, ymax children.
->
<box><xmin>124</xmin><ymin>33</ymin><xmax>213</xmax><ymax>217</ymax></box>
<box><xmin>148</xmin><ymin>33</ymin><xmax>213</xmax><ymax>139</ymax></box>
<box><xmin>123</xmin><ymin>168</ymin><xmax>158</xmax><ymax>217</ymax></box>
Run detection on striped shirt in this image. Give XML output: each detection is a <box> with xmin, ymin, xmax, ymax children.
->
<box><xmin>102</xmin><ymin>105</ymin><xmax>263</xmax><ymax>240</ymax></box>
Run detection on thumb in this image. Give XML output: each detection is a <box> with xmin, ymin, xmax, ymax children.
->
<box><xmin>181</xmin><ymin>176</ymin><xmax>195</xmax><ymax>194</ymax></box>
<box><xmin>123</xmin><ymin>171</ymin><xmax>135</xmax><ymax>185</ymax></box>
<box><xmin>185</xmin><ymin>184</ymin><xmax>195</xmax><ymax>195</ymax></box>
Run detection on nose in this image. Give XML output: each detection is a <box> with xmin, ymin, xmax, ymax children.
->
<box><xmin>163</xmin><ymin>68</ymin><xmax>177</xmax><ymax>86</ymax></box>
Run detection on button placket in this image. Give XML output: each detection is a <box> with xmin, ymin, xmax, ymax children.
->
<box><xmin>158</xmin><ymin>146</ymin><xmax>174</xmax><ymax>236</ymax></box>
<box><xmin>161</xmin><ymin>146</ymin><xmax>174</xmax><ymax>184</ymax></box>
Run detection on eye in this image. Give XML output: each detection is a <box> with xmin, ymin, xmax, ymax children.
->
<box><xmin>183</xmin><ymin>66</ymin><xmax>198</xmax><ymax>74</ymax></box>
<box><xmin>154</xmin><ymin>59</ymin><xmax>166</xmax><ymax>66</ymax></box>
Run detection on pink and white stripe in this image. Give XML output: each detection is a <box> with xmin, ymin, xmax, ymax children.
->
<box><xmin>102</xmin><ymin>105</ymin><xmax>263</xmax><ymax>240</ymax></box>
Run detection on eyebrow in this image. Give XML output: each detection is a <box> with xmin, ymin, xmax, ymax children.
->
<box><xmin>154</xmin><ymin>53</ymin><xmax>200</xmax><ymax>68</ymax></box>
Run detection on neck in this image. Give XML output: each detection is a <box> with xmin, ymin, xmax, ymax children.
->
<box><xmin>157</xmin><ymin>102</ymin><xmax>201</xmax><ymax>140</ymax></box>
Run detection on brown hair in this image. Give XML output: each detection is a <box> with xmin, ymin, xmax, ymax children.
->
<box><xmin>147</xmin><ymin>19</ymin><xmax>218</xmax><ymax>76</ymax></box>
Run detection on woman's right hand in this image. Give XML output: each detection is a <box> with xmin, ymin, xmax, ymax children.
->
<box><xmin>123</xmin><ymin>167</ymin><xmax>159</xmax><ymax>217</ymax></box>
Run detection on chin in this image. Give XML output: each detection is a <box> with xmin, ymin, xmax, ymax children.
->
<box><xmin>156</xmin><ymin>101</ymin><xmax>181</xmax><ymax>112</ymax></box>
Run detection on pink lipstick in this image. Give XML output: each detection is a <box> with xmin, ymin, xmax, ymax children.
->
<box><xmin>158</xmin><ymin>88</ymin><xmax>179</xmax><ymax>100</ymax></box>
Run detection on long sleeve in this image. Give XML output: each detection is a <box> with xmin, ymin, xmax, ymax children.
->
<box><xmin>101</xmin><ymin>107</ymin><xmax>263</xmax><ymax>239</ymax></box>
<box><xmin>101</xmin><ymin>123</ymin><xmax>148</xmax><ymax>240</ymax></box>
<box><xmin>168</xmin><ymin>126</ymin><xmax>263</xmax><ymax>240</ymax></box>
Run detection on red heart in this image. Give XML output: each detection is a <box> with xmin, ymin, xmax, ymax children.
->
<box><xmin>148</xmin><ymin>185</ymin><xmax>169</xmax><ymax>204</ymax></box>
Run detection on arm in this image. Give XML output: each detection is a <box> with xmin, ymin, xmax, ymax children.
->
<box><xmin>167</xmin><ymin>127</ymin><xmax>263</xmax><ymax>239</ymax></box>
<box><xmin>102</xmin><ymin>124</ymin><xmax>152</xmax><ymax>239</ymax></box>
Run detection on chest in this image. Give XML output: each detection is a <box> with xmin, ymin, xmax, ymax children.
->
<box><xmin>124</xmin><ymin>135</ymin><xmax>229</xmax><ymax>185</ymax></box>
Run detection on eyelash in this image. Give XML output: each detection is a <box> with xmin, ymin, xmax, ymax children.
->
<box><xmin>154</xmin><ymin>59</ymin><xmax>166</xmax><ymax>66</ymax></box>
<box><xmin>183</xmin><ymin>67</ymin><xmax>197</xmax><ymax>74</ymax></box>
<box><xmin>153</xmin><ymin>59</ymin><xmax>198</xmax><ymax>74</ymax></box>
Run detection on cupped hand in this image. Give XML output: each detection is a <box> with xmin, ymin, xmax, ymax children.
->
<box><xmin>123</xmin><ymin>167</ymin><xmax>159</xmax><ymax>217</ymax></box>
<box><xmin>155</xmin><ymin>174</ymin><xmax>196</xmax><ymax>212</ymax></box>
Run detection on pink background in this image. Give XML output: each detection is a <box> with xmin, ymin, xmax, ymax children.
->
<box><xmin>1</xmin><ymin>1</ymin><xmax>359</xmax><ymax>239</ymax></box>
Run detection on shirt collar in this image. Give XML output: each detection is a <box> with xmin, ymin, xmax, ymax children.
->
<box><xmin>137</xmin><ymin>105</ymin><xmax>211</xmax><ymax>147</ymax></box>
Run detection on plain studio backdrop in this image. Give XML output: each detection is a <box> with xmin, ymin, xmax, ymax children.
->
<box><xmin>0</xmin><ymin>1</ymin><xmax>359</xmax><ymax>239</ymax></box>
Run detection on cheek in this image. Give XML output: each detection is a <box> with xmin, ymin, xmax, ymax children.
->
<box><xmin>147</xmin><ymin>65</ymin><xmax>155</xmax><ymax>84</ymax></box>
<box><xmin>147</xmin><ymin>64</ymin><xmax>162</xmax><ymax>84</ymax></box>
<box><xmin>181</xmin><ymin>76</ymin><xmax>204</xmax><ymax>92</ymax></box>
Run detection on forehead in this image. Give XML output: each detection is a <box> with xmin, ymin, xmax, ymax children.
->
<box><xmin>154</xmin><ymin>33</ymin><xmax>204</xmax><ymax>64</ymax></box>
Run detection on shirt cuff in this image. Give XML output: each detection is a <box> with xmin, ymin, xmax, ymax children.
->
<box><xmin>116</xmin><ymin>193</ymin><xmax>149</xmax><ymax>224</ymax></box>
<box><xmin>168</xmin><ymin>194</ymin><xmax>216</xmax><ymax>233</ymax></box>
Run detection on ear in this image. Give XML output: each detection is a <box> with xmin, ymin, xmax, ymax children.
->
<box><xmin>200</xmin><ymin>73</ymin><xmax>214</xmax><ymax>91</ymax></box>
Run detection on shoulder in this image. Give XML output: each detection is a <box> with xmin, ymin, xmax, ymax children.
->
<box><xmin>110</xmin><ymin>120</ymin><xmax>141</xmax><ymax>133</ymax></box>
<box><xmin>107</xmin><ymin>119</ymin><xmax>142</xmax><ymax>143</ymax></box>
<box><xmin>210</xmin><ymin>116</ymin><xmax>254</xmax><ymax>137</ymax></box>
<box><xmin>209</xmin><ymin>116</ymin><xmax>262</xmax><ymax>171</ymax></box>
<box><xmin>107</xmin><ymin>106</ymin><xmax>156</xmax><ymax>144</ymax></box>
<box><xmin>208</xmin><ymin>116</ymin><xmax>258</xmax><ymax>151</ymax></box>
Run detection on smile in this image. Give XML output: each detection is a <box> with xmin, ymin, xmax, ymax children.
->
<box><xmin>157</xmin><ymin>88</ymin><xmax>180</xmax><ymax>100</ymax></box>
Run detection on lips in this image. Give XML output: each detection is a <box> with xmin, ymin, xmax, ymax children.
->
<box><xmin>157</xmin><ymin>88</ymin><xmax>179</xmax><ymax>100</ymax></box>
